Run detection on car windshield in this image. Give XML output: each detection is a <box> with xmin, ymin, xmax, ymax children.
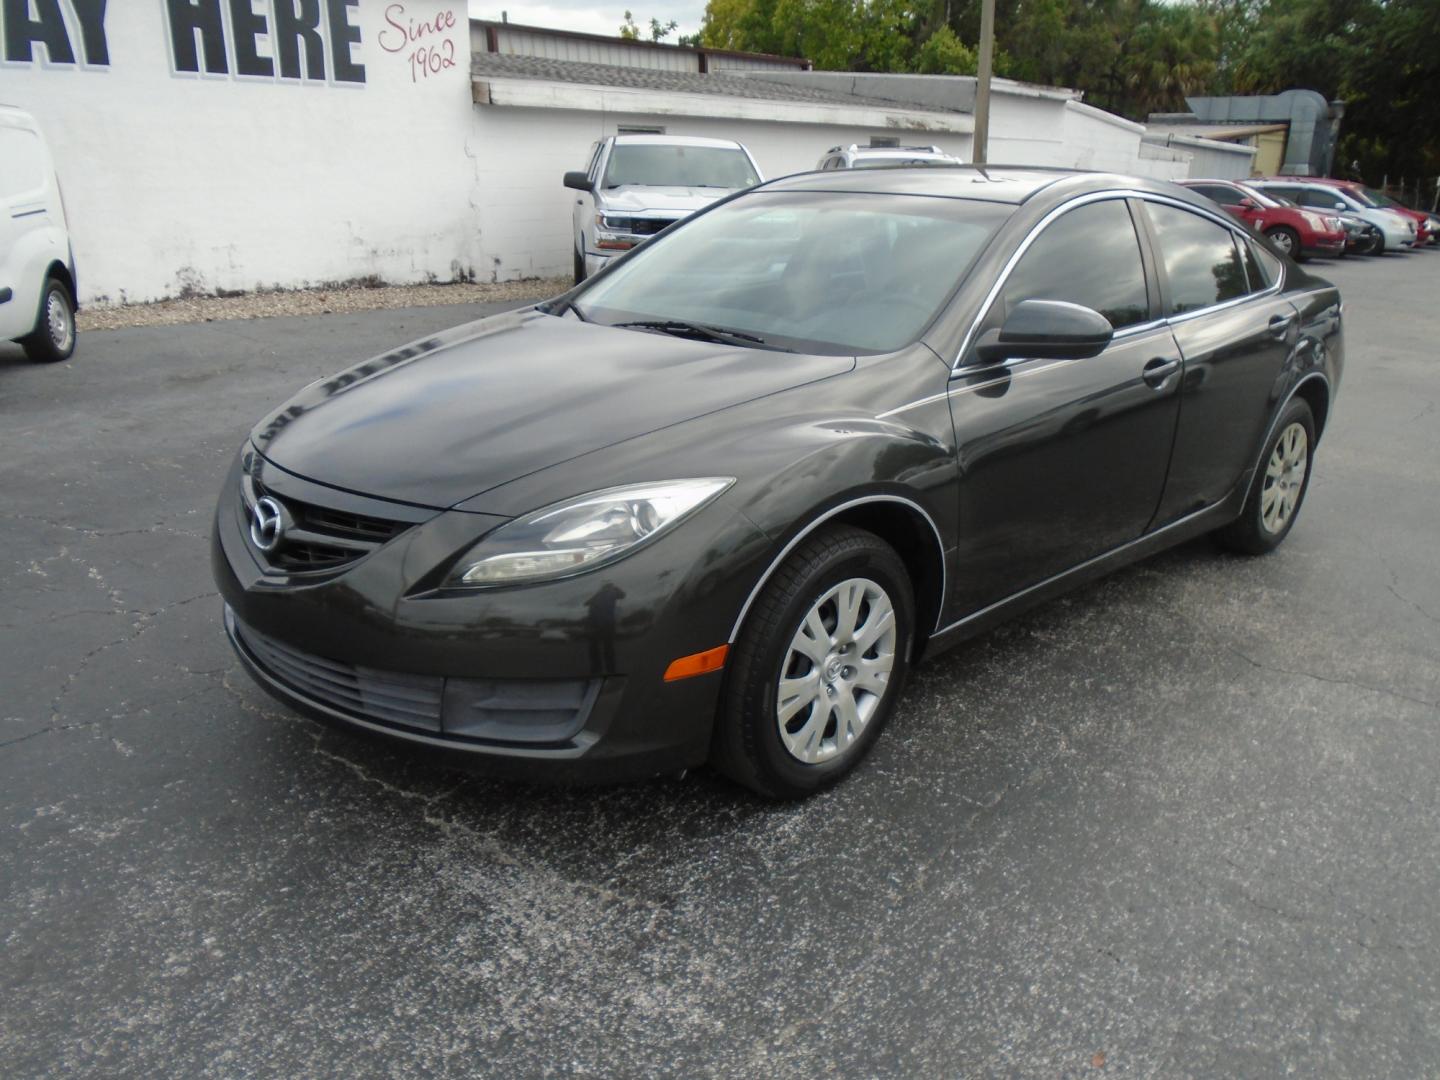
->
<box><xmin>1363</xmin><ymin>187</ymin><xmax>1403</xmax><ymax>209</ymax></box>
<box><xmin>1237</xmin><ymin>184</ymin><xmax>1282</xmax><ymax>208</ymax></box>
<box><xmin>603</xmin><ymin>145</ymin><xmax>760</xmax><ymax>189</ymax></box>
<box><xmin>570</xmin><ymin>191</ymin><xmax>1010</xmax><ymax>355</ymax></box>
<box><xmin>1341</xmin><ymin>186</ymin><xmax>1379</xmax><ymax>207</ymax></box>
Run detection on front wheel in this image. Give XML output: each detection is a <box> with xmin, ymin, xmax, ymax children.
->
<box><xmin>1264</xmin><ymin>226</ymin><xmax>1302</xmax><ymax>261</ymax></box>
<box><xmin>21</xmin><ymin>277</ymin><xmax>77</xmax><ymax>363</ymax></box>
<box><xmin>1215</xmin><ymin>398</ymin><xmax>1315</xmax><ymax>555</ymax></box>
<box><xmin>572</xmin><ymin>246</ymin><xmax>585</xmax><ymax>285</ymax></box>
<box><xmin>713</xmin><ymin>525</ymin><xmax>914</xmax><ymax>799</ymax></box>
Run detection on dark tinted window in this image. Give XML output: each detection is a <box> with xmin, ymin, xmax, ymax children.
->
<box><xmin>1146</xmin><ymin>203</ymin><xmax>1248</xmax><ymax>314</ymax></box>
<box><xmin>1192</xmin><ymin>183</ymin><xmax>1243</xmax><ymax>206</ymax></box>
<box><xmin>1297</xmin><ymin>188</ymin><xmax>1347</xmax><ymax>211</ymax></box>
<box><xmin>1003</xmin><ymin>200</ymin><xmax>1150</xmax><ymax>329</ymax></box>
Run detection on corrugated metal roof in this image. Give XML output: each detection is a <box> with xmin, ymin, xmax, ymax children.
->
<box><xmin>470</xmin><ymin>53</ymin><xmax>932</xmax><ymax>111</ymax></box>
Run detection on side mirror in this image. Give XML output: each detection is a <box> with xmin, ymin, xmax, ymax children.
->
<box><xmin>973</xmin><ymin>299</ymin><xmax>1114</xmax><ymax>364</ymax></box>
<box><xmin>563</xmin><ymin>171</ymin><xmax>593</xmax><ymax>192</ymax></box>
<box><xmin>1334</xmin><ymin>202</ymin><xmax>1346</xmax><ymax>211</ymax></box>
<box><xmin>1237</xmin><ymin>197</ymin><xmax>1258</xmax><ymax>209</ymax></box>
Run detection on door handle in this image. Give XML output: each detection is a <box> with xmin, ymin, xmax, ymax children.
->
<box><xmin>1142</xmin><ymin>357</ymin><xmax>1180</xmax><ymax>388</ymax></box>
<box><xmin>1269</xmin><ymin>313</ymin><xmax>1295</xmax><ymax>337</ymax></box>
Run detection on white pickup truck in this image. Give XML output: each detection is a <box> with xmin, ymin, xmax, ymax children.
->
<box><xmin>564</xmin><ymin>134</ymin><xmax>763</xmax><ymax>283</ymax></box>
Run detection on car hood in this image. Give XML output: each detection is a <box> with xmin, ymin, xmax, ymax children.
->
<box><xmin>595</xmin><ymin>185</ymin><xmax>739</xmax><ymax>215</ymax></box>
<box><xmin>250</xmin><ymin>309</ymin><xmax>854</xmax><ymax>510</ymax></box>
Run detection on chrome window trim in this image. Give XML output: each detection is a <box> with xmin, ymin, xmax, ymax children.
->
<box><xmin>728</xmin><ymin>495</ymin><xmax>949</xmax><ymax>642</ymax></box>
<box><xmin>951</xmin><ymin>189</ymin><xmax>1283</xmax><ymax>373</ymax></box>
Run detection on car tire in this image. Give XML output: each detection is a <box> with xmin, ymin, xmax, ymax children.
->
<box><xmin>1215</xmin><ymin>398</ymin><xmax>1316</xmax><ymax>556</ymax></box>
<box><xmin>712</xmin><ymin>524</ymin><xmax>914</xmax><ymax>799</ymax></box>
<box><xmin>1264</xmin><ymin>226</ymin><xmax>1302</xmax><ymax>261</ymax></box>
<box><xmin>1365</xmin><ymin>233</ymin><xmax>1385</xmax><ymax>256</ymax></box>
<box><xmin>573</xmin><ymin>247</ymin><xmax>585</xmax><ymax>285</ymax></box>
<box><xmin>21</xmin><ymin>277</ymin><xmax>77</xmax><ymax>364</ymax></box>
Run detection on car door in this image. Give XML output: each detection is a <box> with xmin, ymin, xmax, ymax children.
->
<box><xmin>1139</xmin><ymin>200</ymin><xmax>1298</xmax><ymax>525</ymax></box>
<box><xmin>571</xmin><ymin>140</ymin><xmax>604</xmax><ymax>260</ymax></box>
<box><xmin>0</xmin><ymin>121</ymin><xmax>47</xmax><ymax>341</ymax></box>
<box><xmin>948</xmin><ymin>197</ymin><xmax>1184</xmax><ymax>613</ymax></box>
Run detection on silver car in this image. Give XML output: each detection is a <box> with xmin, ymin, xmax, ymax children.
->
<box><xmin>563</xmin><ymin>134</ymin><xmax>763</xmax><ymax>282</ymax></box>
<box><xmin>816</xmin><ymin>144</ymin><xmax>965</xmax><ymax>170</ymax></box>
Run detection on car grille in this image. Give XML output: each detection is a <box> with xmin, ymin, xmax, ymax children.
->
<box><xmin>605</xmin><ymin>215</ymin><xmax>676</xmax><ymax>237</ymax></box>
<box><xmin>229</xmin><ymin>610</ymin><xmax>446</xmax><ymax>731</ymax></box>
<box><xmin>227</xmin><ymin>609</ymin><xmax>602</xmax><ymax>744</ymax></box>
<box><xmin>242</xmin><ymin>474</ymin><xmax>410</xmax><ymax>575</ymax></box>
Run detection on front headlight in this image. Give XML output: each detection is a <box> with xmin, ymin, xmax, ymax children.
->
<box><xmin>445</xmin><ymin>478</ymin><xmax>734</xmax><ymax>588</ymax></box>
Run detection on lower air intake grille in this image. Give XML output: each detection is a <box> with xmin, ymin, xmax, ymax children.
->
<box><xmin>229</xmin><ymin>611</ymin><xmax>445</xmax><ymax>732</ymax></box>
<box><xmin>227</xmin><ymin>609</ymin><xmax>601</xmax><ymax>745</ymax></box>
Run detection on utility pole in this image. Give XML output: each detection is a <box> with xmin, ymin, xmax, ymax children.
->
<box><xmin>973</xmin><ymin>0</ymin><xmax>995</xmax><ymax>165</ymax></box>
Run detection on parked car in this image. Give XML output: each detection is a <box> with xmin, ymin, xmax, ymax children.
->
<box><xmin>1270</xmin><ymin>175</ymin><xmax>1432</xmax><ymax>246</ymax></box>
<box><xmin>216</xmin><ymin>167</ymin><xmax>1342</xmax><ymax>798</ymax></box>
<box><xmin>1181</xmin><ymin>178</ymin><xmax>1345</xmax><ymax>259</ymax></box>
<box><xmin>1352</xmin><ymin>185</ymin><xmax>1434</xmax><ymax>245</ymax></box>
<box><xmin>0</xmin><ymin>106</ymin><xmax>77</xmax><ymax>363</ymax></box>
<box><xmin>1253</xmin><ymin>178</ymin><xmax>1417</xmax><ymax>252</ymax></box>
<box><xmin>816</xmin><ymin>144</ymin><xmax>965</xmax><ymax>170</ymax></box>
<box><xmin>564</xmin><ymin>134</ymin><xmax>762</xmax><ymax>283</ymax></box>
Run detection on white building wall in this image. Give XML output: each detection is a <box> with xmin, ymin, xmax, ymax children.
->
<box><xmin>469</xmin><ymin>103</ymin><xmax>973</xmax><ymax>281</ymax></box>
<box><xmin>0</xmin><ymin>1</ymin><xmax>478</xmax><ymax>305</ymax></box>
<box><xmin>1061</xmin><ymin>101</ymin><xmax>1189</xmax><ymax>180</ymax></box>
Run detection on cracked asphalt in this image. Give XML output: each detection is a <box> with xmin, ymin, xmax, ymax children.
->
<box><xmin>3</xmin><ymin>252</ymin><xmax>1439</xmax><ymax>1078</ymax></box>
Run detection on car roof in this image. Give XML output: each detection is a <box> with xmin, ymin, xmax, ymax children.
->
<box><xmin>758</xmin><ymin>165</ymin><xmax>1199</xmax><ymax>207</ymax></box>
<box><xmin>1267</xmin><ymin>175</ymin><xmax>1357</xmax><ymax>188</ymax></box>
<box><xmin>611</xmin><ymin>134</ymin><xmax>744</xmax><ymax>149</ymax></box>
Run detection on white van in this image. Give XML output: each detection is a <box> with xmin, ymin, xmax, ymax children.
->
<box><xmin>0</xmin><ymin>106</ymin><xmax>77</xmax><ymax>363</ymax></box>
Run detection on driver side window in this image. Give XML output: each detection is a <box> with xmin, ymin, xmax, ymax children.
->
<box><xmin>1002</xmin><ymin>200</ymin><xmax>1151</xmax><ymax>330</ymax></box>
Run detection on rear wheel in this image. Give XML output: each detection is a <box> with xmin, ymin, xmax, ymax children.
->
<box><xmin>21</xmin><ymin>277</ymin><xmax>76</xmax><ymax>363</ymax></box>
<box><xmin>713</xmin><ymin>525</ymin><xmax>914</xmax><ymax>799</ymax></box>
<box><xmin>1216</xmin><ymin>398</ymin><xmax>1315</xmax><ymax>555</ymax></box>
<box><xmin>1264</xmin><ymin>226</ymin><xmax>1302</xmax><ymax>261</ymax></box>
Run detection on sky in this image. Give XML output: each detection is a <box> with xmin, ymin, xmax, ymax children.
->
<box><xmin>467</xmin><ymin>1</ymin><xmax>709</xmax><ymax>42</ymax></box>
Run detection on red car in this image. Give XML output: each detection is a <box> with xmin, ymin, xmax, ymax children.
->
<box><xmin>1267</xmin><ymin>175</ymin><xmax>1431</xmax><ymax>245</ymax></box>
<box><xmin>1181</xmin><ymin>179</ymin><xmax>1347</xmax><ymax>260</ymax></box>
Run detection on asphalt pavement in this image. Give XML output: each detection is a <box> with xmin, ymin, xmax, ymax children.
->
<box><xmin>3</xmin><ymin>253</ymin><xmax>1439</xmax><ymax>1078</ymax></box>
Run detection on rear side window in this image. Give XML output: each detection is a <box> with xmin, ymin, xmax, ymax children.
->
<box><xmin>1192</xmin><ymin>184</ymin><xmax>1242</xmax><ymax>206</ymax></box>
<box><xmin>1146</xmin><ymin>203</ymin><xmax>1248</xmax><ymax>315</ymax></box>
<box><xmin>1249</xmin><ymin>239</ymin><xmax>1282</xmax><ymax>287</ymax></box>
<box><xmin>1297</xmin><ymin>188</ymin><xmax>1347</xmax><ymax>211</ymax></box>
<box><xmin>1002</xmin><ymin>199</ymin><xmax>1150</xmax><ymax>329</ymax></box>
<box><xmin>0</xmin><ymin>127</ymin><xmax>44</xmax><ymax>199</ymax></box>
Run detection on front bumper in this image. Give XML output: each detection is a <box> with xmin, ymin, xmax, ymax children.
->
<box><xmin>1304</xmin><ymin>235</ymin><xmax>1346</xmax><ymax>256</ymax></box>
<box><xmin>213</xmin><ymin>452</ymin><xmax>772</xmax><ymax>784</ymax></box>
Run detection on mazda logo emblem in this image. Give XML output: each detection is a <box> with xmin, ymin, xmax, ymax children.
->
<box><xmin>250</xmin><ymin>496</ymin><xmax>286</xmax><ymax>552</ymax></box>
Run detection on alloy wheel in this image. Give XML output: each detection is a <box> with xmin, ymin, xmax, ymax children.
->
<box><xmin>776</xmin><ymin>577</ymin><xmax>896</xmax><ymax>764</ymax></box>
<box><xmin>1261</xmin><ymin>422</ymin><xmax>1308</xmax><ymax>534</ymax></box>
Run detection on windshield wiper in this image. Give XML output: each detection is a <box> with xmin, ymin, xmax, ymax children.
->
<box><xmin>610</xmin><ymin>319</ymin><xmax>787</xmax><ymax>350</ymax></box>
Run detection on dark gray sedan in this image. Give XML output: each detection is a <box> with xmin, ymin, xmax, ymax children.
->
<box><xmin>214</xmin><ymin>166</ymin><xmax>1343</xmax><ymax>798</ymax></box>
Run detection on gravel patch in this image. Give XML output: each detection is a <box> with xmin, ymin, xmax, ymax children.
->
<box><xmin>76</xmin><ymin>277</ymin><xmax>571</xmax><ymax>331</ymax></box>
